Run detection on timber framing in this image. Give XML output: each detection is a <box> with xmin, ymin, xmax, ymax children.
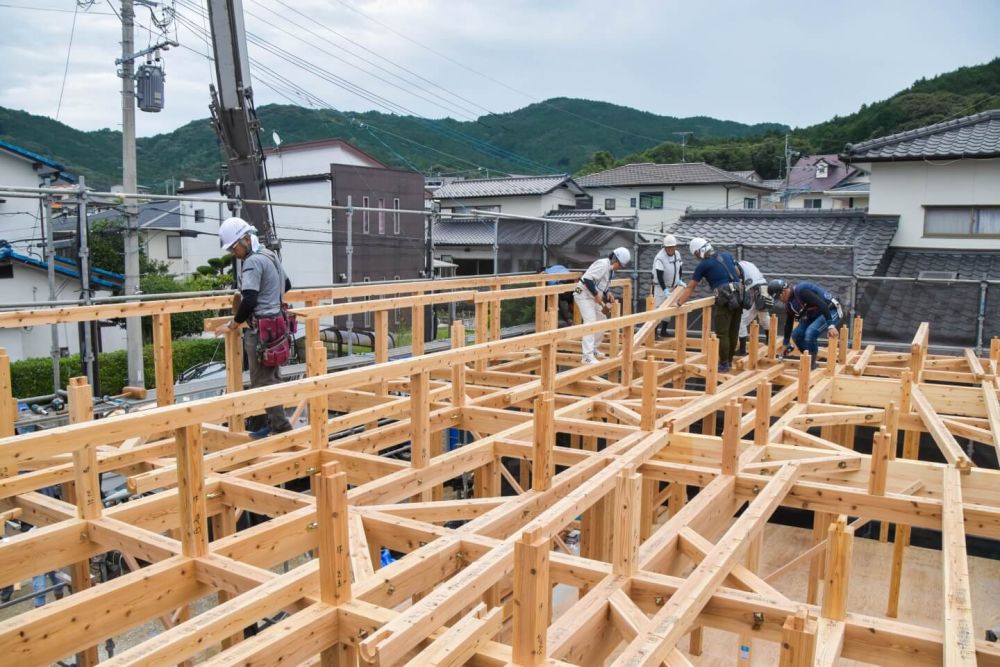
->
<box><xmin>0</xmin><ymin>273</ymin><xmax>998</xmax><ymax>666</ymax></box>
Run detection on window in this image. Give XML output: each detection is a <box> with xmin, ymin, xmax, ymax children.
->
<box><xmin>378</xmin><ymin>198</ymin><xmax>385</xmax><ymax>234</ymax></box>
<box><xmin>363</xmin><ymin>277</ymin><xmax>371</xmax><ymax>327</ymax></box>
<box><xmin>452</xmin><ymin>205</ymin><xmax>500</xmax><ymax>215</ymax></box>
<box><xmin>629</xmin><ymin>197</ymin><xmax>637</xmax><ymax>208</ymax></box>
<box><xmin>803</xmin><ymin>199</ymin><xmax>822</xmax><ymax>209</ymax></box>
<box><xmin>393</xmin><ymin>198</ymin><xmax>401</xmax><ymax>234</ymax></box>
<box><xmin>815</xmin><ymin>162</ymin><xmax>829</xmax><ymax>179</ymax></box>
<box><xmin>924</xmin><ymin>206</ymin><xmax>1000</xmax><ymax>237</ymax></box>
<box><xmin>639</xmin><ymin>192</ymin><xmax>664</xmax><ymax>210</ymax></box>
<box><xmin>604</xmin><ymin>198</ymin><xmax>616</xmax><ymax>211</ymax></box>
<box><xmin>393</xmin><ymin>275</ymin><xmax>401</xmax><ymax>324</ymax></box>
<box><xmin>167</xmin><ymin>235</ymin><xmax>182</xmax><ymax>259</ymax></box>
<box><xmin>0</xmin><ymin>263</ymin><xmax>12</xmax><ymax>279</ymax></box>
<box><xmin>194</xmin><ymin>208</ymin><xmax>205</xmax><ymax>223</ymax></box>
<box><xmin>743</xmin><ymin>197</ymin><xmax>756</xmax><ymax>209</ymax></box>
<box><xmin>362</xmin><ymin>196</ymin><xmax>370</xmax><ymax>234</ymax></box>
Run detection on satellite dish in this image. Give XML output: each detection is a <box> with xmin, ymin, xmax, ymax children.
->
<box><xmin>272</xmin><ymin>131</ymin><xmax>282</xmax><ymax>147</ymax></box>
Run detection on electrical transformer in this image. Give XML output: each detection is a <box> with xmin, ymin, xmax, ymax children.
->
<box><xmin>135</xmin><ymin>63</ymin><xmax>165</xmax><ymax>112</ymax></box>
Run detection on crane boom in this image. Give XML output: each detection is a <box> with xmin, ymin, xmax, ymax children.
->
<box><xmin>206</xmin><ymin>0</ymin><xmax>277</xmax><ymax>248</ymax></box>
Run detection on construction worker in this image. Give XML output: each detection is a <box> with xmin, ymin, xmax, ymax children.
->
<box><xmin>539</xmin><ymin>263</ymin><xmax>575</xmax><ymax>327</ymax></box>
<box><xmin>574</xmin><ymin>247</ymin><xmax>631</xmax><ymax>364</ymax></box>
<box><xmin>737</xmin><ymin>259</ymin><xmax>771</xmax><ymax>356</ymax></box>
<box><xmin>651</xmin><ymin>234</ymin><xmax>683</xmax><ymax>338</ymax></box>
<box><xmin>674</xmin><ymin>238</ymin><xmax>744</xmax><ymax>372</ymax></box>
<box><xmin>767</xmin><ymin>279</ymin><xmax>842</xmax><ymax>369</ymax></box>
<box><xmin>214</xmin><ymin>217</ymin><xmax>294</xmax><ymax>436</ymax></box>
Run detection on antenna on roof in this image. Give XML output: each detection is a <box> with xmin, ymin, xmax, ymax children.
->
<box><xmin>673</xmin><ymin>132</ymin><xmax>693</xmax><ymax>162</ymax></box>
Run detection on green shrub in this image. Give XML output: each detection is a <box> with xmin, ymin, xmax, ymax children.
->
<box><xmin>10</xmin><ymin>337</ymin><xmax>223</xmax><ymax>399</ymax></box>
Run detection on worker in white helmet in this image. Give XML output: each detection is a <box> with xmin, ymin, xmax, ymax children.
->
<box><xmin>574</xmin><ymin>247</ymin><xmax>630</xmax><ymax>364</ymax></box>
<box><xmin>214</xmin><ymin>217</ymin><xmax>293</xmax><ymax>436</ymax></box>
<box><xmin>736</xmin><ymin>258</ymin><xmax>771</xmax><ymax>356</ymax></box>
<box><xmin>651</xmin><ymin>234</ymin><xmax>683</xmax><ymax>338</ymax></box>
<box><xmin>674</xmin><ymin>237</ymin><xmax>745</xmax><ymax>372</ymax></box>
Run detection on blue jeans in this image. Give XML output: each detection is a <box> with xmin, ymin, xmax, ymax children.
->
<box><xmin>791</xmin><ymin>312</ymin><xmax>840</xmax><ymax>358</ymax></box>
<box><xmin>32</xmin><ymin>571</ymin><xmax>60</xmax><ymax>607</ymax></box>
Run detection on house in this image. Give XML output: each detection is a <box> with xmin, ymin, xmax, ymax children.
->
<box><xmin>576</xmin><ymin>163</ymin><xmax>774</xmax><ymax>233</ymax></box>
<box><xmin>844</xmin><ymin>109</ymin><xmax>1000</xmax><ymax>253</ymax></box>
<box><xmin>0</xmin><ymin>139</ymin><xmax>75</xmax><ymax>256</ymax></box>
<box><xmin>778</xmin><ymin>154</ymin><xmax>868</xmax><ymax>210</ymax></box>
<box><xmin>178</xmin><ymin>137</ymin><xmax>426</xmax><ymax>292</ymax></box>
<box><xmin>432</xmin><ymin>174</ymin><xmax>587</xmax><ymax>218</ymax></box>
<box><xmin>433</xmin><ymin>209</ymin><xmax>635</xmax><ymax>275</ymax></box>
<box><xmin>0</xmin><ymin>242</ymin><xmax>126</xmax><ymax>361</ymax></box>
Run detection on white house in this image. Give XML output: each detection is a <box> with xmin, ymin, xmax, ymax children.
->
<box><xmin>845</xmin><ymin>109</ymin><xmax>1000</xmax><ymax>251</ymax></box>
<box><xmin>0</xmin><ymin>242</ymin><xmax>127</xmax><ymax>361</ymax></box>
<box><xmin>576</xmin><ymin>162</ymin><xmax>774</xmax><ymax>233</ymax></box>
<box><xmin>179</xmin><ymin>137</ymin><xmax>426</xmax><ymax>290</ymax></box>
<box><xmin>432</xmin><ymin>174</ymin><xmax>587</xmax><ymax>219</ymax></box>
<box><xmin>0</xmin><ymin>139</ymin><xmax>75</xmax><ymax>256</ymax></box>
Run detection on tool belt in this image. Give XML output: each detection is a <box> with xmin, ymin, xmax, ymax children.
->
<box><xmin>254</xmin><ymin>306</ymin><xmax>298</xmax><ymax>367</ymax></box>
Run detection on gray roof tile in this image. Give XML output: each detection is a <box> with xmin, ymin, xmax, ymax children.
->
<box><xmin>663</xmin><ymin>209</ymin><xmax>898</xmax><ymax>277</ymax></box>
<box><xmin>577</xmin><ymin>162</ymin><xmax>774</xmax><ymax>191</ymax></box>
<box><xmin>845</xmin><ymin>109</ymin><xmax>1000</xmax><ymax>161</ymax></box>
<box><xmin>883</xmin><ymin>249</ymin><xmax>1000</xmax><ymax>280</ymax></box>
<box><xmin>433</xmin><ymin>174</ymin><xmax>581</xmax><ymax>199</ymax></box>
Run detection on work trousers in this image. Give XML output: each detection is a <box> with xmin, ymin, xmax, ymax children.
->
<box><xmin>713</xmin><ymin>303</ymin><xmax>741</xmax><ymax>365</ymax></box>
<box><xmin>244</xmin><ymin>329</ymin><xmax>292</xmax><ymax>431</ymax></box>
<box><xmin>791</xmin><ymin>312</ymin><xmax>841</xmax><ymax>359</ymax></box>
<box><xmin>739</xmin><ymin>303</ymin><xmax>770</xmax><ymax>339</ymax></box>
<box><xmin>573</xmin><ymin>290</ymin><xmax>606</xmax><ymax>363</ymax></box>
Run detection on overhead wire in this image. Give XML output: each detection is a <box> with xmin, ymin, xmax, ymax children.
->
<box><xmin>55</xmin><ymin>2</ymin><xmax>81</xmax><ymax>121</ymax></box>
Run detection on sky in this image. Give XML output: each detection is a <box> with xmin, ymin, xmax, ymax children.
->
<box><xmin>0</xmin><ymin>0</ymin><xmax>997</xmax><ymax>139</ymax></box>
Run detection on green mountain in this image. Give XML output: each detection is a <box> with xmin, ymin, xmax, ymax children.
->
<box><xmin>0</xmin><ymin>98</ymin><xmax>784</xmax><ymax>190</ymax></box>
<box><xmin>580</xmin><ymin>57</ymin><xmax>1000</xmax><ymax>178</ymax></box>
<box><xmin>1</xmin><ymin>57</ymin><xmax>997</xmax><ymax>189</ymax></box>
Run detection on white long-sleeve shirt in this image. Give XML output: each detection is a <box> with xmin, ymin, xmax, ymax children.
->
<box><xmin>579</xmin><ymin>257</ymin><xmax>613</xmax><ymax>298</ymax></box>
<box><xmin>738</xmin><ymin>260</ymin><xmax>767</xmax><ymax>289</ymax></box>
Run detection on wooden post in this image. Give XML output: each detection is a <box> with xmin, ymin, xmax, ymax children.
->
<box><xmin>622</xmin><ymin>320</ymin><xmax>635</xmax><ymax>386</ymax></box>
<box><xmin>608</xmin><ymin>301</ymin><xmax>621</xmax><ymax>382</ymax></box>
<box><xmin>797</xmin><ymin>353</ymin><xmax>811</xmax><ymax>404</ymax></box>
<box><xmin>838</xmin><ymin>324</ymin><xmax>849</xmax><ymax>364</ymax></box>
<box><xmin>224</xmin><ymin>325</ymin><xmax>244</xmax><ymax>432</ymax></box>
<box><xmin>316</xmin><ymin>462</ymin><xmax>353</xmax><ymax>667</ymax></box>
<box><xmin>821</xmin><ymin>515</ymin><xmax>854</xmax><ymax>621</ymax></box>
<box><xmin>175</xmin><ymin>423</ymin><xmax>208</xmax><ymax>557</ymax></box>
<box><xmin>0</xmin><ymin>348</ymin><xmax>15</xmax><ymax>439</ymax></box>
<box><xmin>826</xmin><ymin>334</ymin><xmax>837</xmax><ymax>373</ymax></box>
<box><xmin>534</xmin><ymin>295</ymin><xmax>546</xmax><ymax>334</ymax></box>
<box><xmin>475</xmin><ymin>301</ymin><xmax>488</xmax><ymax>371</ymax></box>
<box><xmin>532</xmin><ymin>392</ymin><xmax>554</xmax><ymax>492</ymax></box>
<box><xmin>868</xmin><ymin>427</ymin><xmax>890</xmax><ymax>497</ymax></box>
<box><xmin>411</xmin><ymin>303</ymin><xmax>425</xmax><ymax>357</ymax></box>
<box><xmin>852</xmin><ymin>316</ymin><xmax>863</xmax><ymax>351</ymax></box>
<box><xmin>513</xmin><ymin>531</ymin><xmax>550</xmax><ymax>666</ymax></box>
<box><xmin>779</xmin><ymin>608</ymin><xmax>817</xmax><ymax>667</ymax></box>
<box><xmin>701</xmin><ymin>305</ymin><xmax>712</xmax><ymax>350</ymax></box>
<box><xmin>540</xmin><ymin>342</ymin><xmax>556</xmax><ymax>395</ymax></box>
<box><xmin>67</xmin><ymin>376</ymin><xmax>99</xmax><ymax>667</ymax></box>
<box><xmin>411</xmin><ymin>371</ymin><xmax>431</xmax><ymax>501</ymax></box>
<box><xmin>702</xmin><ymin>335</ymin><xmax>719</xmax><ymax>436</ymax></box>
<box><xmin>152</xmin><ymin>312</ymin><xmax>175</xmax><ymax>406</ymax></box>
<box><xmin>545</xmin><ymin>293</ymin><xmax>559</xmax><ymax>331</ymax></box>
<box><xmin>722</xmin><ymin>400</ymin><xmax>740</xmax><ymax>475</ymax></box>
<box><xmin>211</xmin><ymin>506</ymin><xmax>243</xmax><ymax>649</ymax></box>
<box><xmin>640</xmin><ymin>478</ymin><xmax>658</xmax><ymax>541</ymax></box>
<box><xmin>887</xmin><ymin>522</ymin><xmax>909</xmax><ymax>618</ymax></box>
<box><xmin>641</xmin><ymin>355</ymin><xmax>657</xmax><ymax>431</ymax></box>
<box><xmin>675</xmin><ymin>310</ymin><xmax>688</xmax><ymax>388</ymax></box>
<box><xmin>451</xmin><ymin>320</ymin><xmax>466</xmax><ymax>408</ymax></box>
<box><xmin>375</xmin><ymin>309</ymin><xmax>389</xmax><ymax>387</ymax></box>
<box><xmin>941</xmin><ymin>466</ymin><xmax>976</xmax><ymax>666</ymax></box>
<box><xmin>748</xmin><ymin>319</ymin><xmax>760</xmax><ymax>370</ymax></box>
<box><xmin>755</xmin><ymin>381</ymin><xmax>772</xmax><ymax>446</ymax></box>
<box><xmin>899</xmin><ymin>369</ymin><xmax>913</xmax><ymax>415</ymax></box>
<box><xmin>807</xmin><ymin>511</ymin><xmax>831</xmax><ymax>604</ymax></box>
<box><xmin>612</xmin><ymin>469</ymin><xmax>642</xmax><ymax>576</ymax></box>
<box><xmin>489</xmin><ymin>295</ymin><xmax>501</xmax><ymax>344</ymax></box>
<box><xmin>308</xmin><ymin>341</ymin><xmax>328</xmax><ymax>449</ymax></box>
<box><xmin>767</xmin><ymin>313</ymin><xmax>779</xmax><ymax>359</ymax></box>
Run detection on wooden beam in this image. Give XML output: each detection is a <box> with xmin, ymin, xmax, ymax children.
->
<box><xmin>513</xmin><ymin>531</ymin><xmax>550</xmax><ymax>666</ymax></box>
<box><xmin>533</xmin><ymin>392</ymin><xmax>555</xmax><ymax>492</ymax></box>
<box><xmin>152</xmin><ymin>312</ymin><xmax>175</xmax><ymax>406</ymax></box>
<box><xmin>911</xmin><ymin>386</ymin><xmax>973</xmax><ymax>471</ymax></box>
<box><xmin>175</xmin><ymin>423</ymin><xmax>208</xmax><ymax>557</ymax></box>
<box><xmin>941</xmin><ymin>466</ymin><xmax>976</xmax><ymax>666</ymax></box>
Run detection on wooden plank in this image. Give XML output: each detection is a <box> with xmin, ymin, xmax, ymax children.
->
<box><xmin>175</xmin><ymin>423</ymin><xmax>208</xmax><ymax>557</ymax></box>
<box><xmin>983</xmin><ymin>381</ymin><xmax>1000</xmax><ymax>462</ymax></box>
<box><xmin>911</xmin><ymin>386</ymin><xmax>973</xmax><ymax>471</ymax></box>
<box><xmin>404</xmin><ymin>603</ymin><xmax>502</xmax><ymax>667</ymax></box>
<box><xmin>513</xmin><ymin>532</ymin><xmax>550</xmax><ymax>666</ymax></box>
<box><xmin>941</xmin><ymin>466</ymin><xmax>976</xmax><ymax>666</ymax></box>
<box><xmin>0</xmin><ymin>348</ymin><xmax>13</xmax><ymax>439</ymax></box>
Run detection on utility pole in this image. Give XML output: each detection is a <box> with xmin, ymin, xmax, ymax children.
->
<box><xmin>121</xmin><ymin>0</ymin><xmax>144</xmax><ymax>389</ymax></box>
<box><xmin>782</xmin><ymin>134</ymin><xmax>792</xmax><ymax>209</ymax></box>
<box><xmin>40</xmin><ymin>181</ymin><xmax>60</xmax><ymax>394</ymax></box>
<box><xmin>673</xmin><ymin>132</ymin><xmax>693</xmax><ymax>162</ymax></box>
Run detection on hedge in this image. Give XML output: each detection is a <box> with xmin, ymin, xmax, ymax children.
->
<box><xmin>10</xmin><ymin>338</ymin><xmax>224</xmax><ymax>399</ymax></box>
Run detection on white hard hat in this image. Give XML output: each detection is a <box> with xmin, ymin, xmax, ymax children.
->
<box><xmin>662</xmin><ymin>234</ymin><xmax>677</xmax><ymax>247</ymax></box>
<box><xmin>219</xmin><ymin>217</ymin><xmax>255</xmax><ymax>250</ymax></box>
<box><xmin>689</xmin><ymin>237</ymin><xmax>712</xmax><ymax>257</ymax></box>
<box><xmin>612</xmin><ymin>247</ymin><xmax>631</xmax><ymax>267</ymax></box>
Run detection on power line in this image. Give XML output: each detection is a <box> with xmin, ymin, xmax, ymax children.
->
<box><xmin>0</xmin><ymin>2</ymin><xmax>114</xmax><ymax>14</ymax></box>
<box><xmin>55</xmin><ymin>2</ymin><xmax>81</xmax><ymax>121</ymax></box>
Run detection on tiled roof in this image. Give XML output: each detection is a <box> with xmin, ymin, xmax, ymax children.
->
<box><xmin>434</xmin><ymin>174</ymin><xmax>582</xmax><ymax>199</ymax></box>
<box><xmin>665</xmin><ymin>209</ymin><xmax>898</xmax><ymax>277</ymax></box>
<box><xmin>785</xmin><ymin>154</ymin><xmax>856</xmax><ymax>194</ymax></box>
<box><xmin>825</xmin><ymin>181</ymin><xmax>870</xmax><ymax>194</ymax></box>
<box><xmin>51</xmin><ymin>201</ymin><xmax>182</xmax><ymax>233</ymax></box>
<box><xmin>0</xmin><ymin>243</ymin><xmax>124</xmax><ymax>290</ymax></box>
<box><xmin>856</xmin><ymin>278</ymin><xmax>984</xmax><ymax>347</ymax></box>
<box><xmin>845</xmin><ymin>109</ymin><xmax>1000</xmax><ymax>161</ymax></box>
<box><xmin>432</xmin><ymin>209</ymin><xmax>633</xmax><ymax>252</ymax></box>
<box><xmin>732</xmin><ymin>170</ymin><xmax>760</xmax><ymax>181</ymax></box>
<box><xmin>0</xmin><ymin>139</ymin><xmax>76</xmax><ymax>182</ymax></box>
<box><xmin>883</xmin><ymin>248</ymin><xmax>1000</xmax><ymax>280</ymax></box>
<box><xmin>761</xmin><ymin>178</ymin><xmax>784</xmax><ymax>189</ymax></box>
<box><xmin>577</xmin><ymin>162</ymin><xmax>774</xmax><ymax>191</ymax></box>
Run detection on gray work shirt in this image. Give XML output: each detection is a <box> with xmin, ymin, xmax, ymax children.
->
<box><xmin>239</xmin><ymin>248</ymin><xmax>285</xmax><ymax>317</ymax></box>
